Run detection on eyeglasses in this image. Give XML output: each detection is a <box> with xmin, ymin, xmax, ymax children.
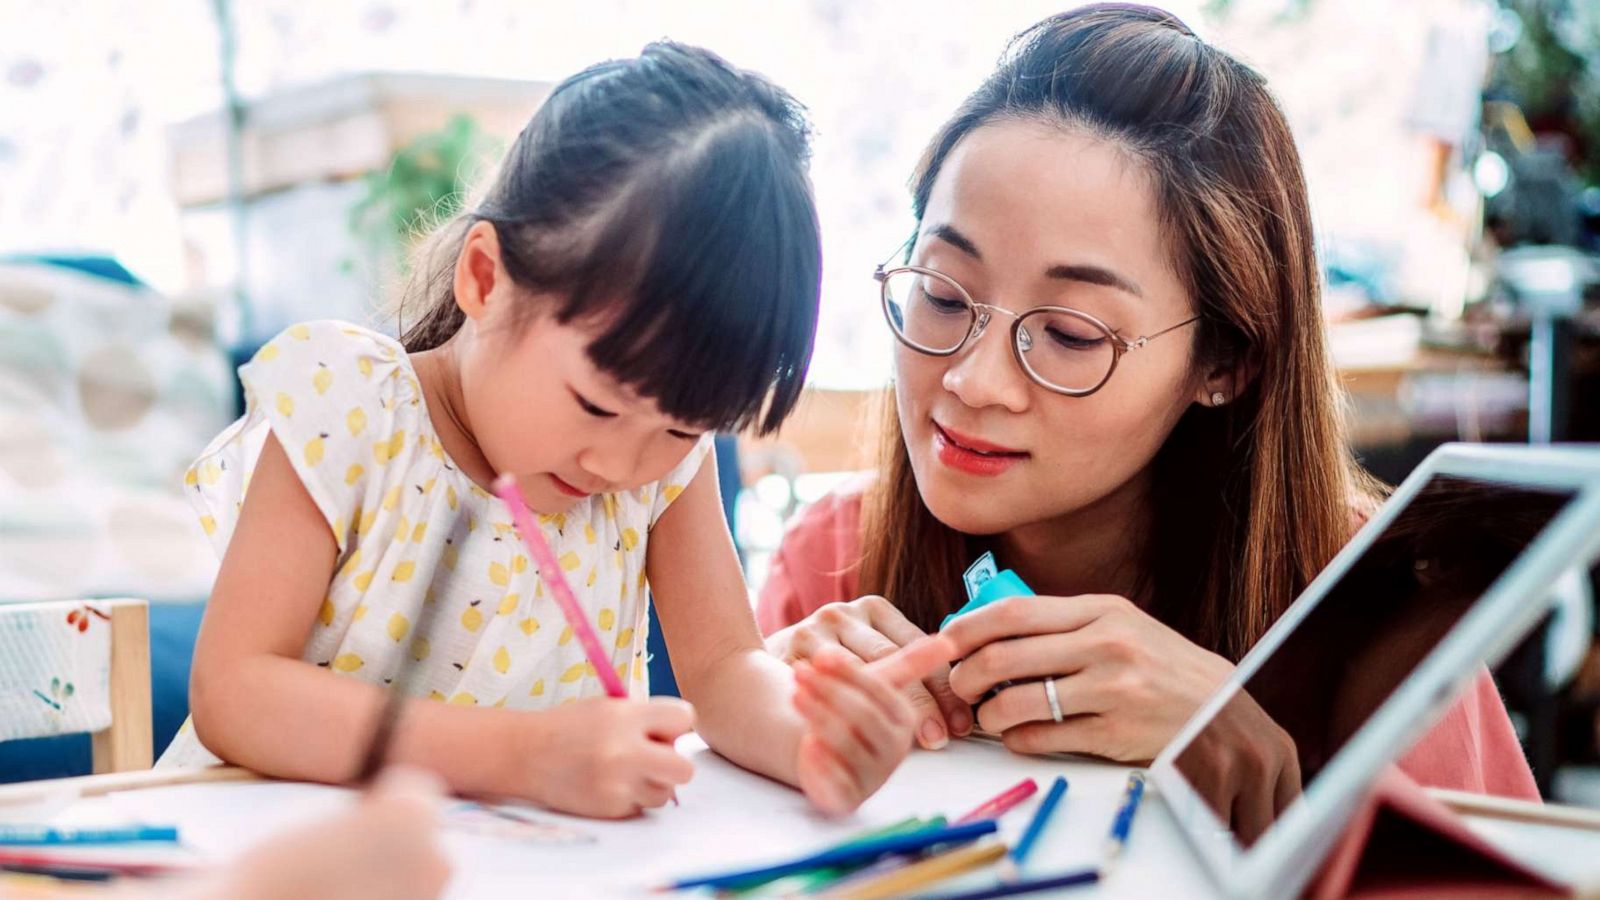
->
<box><xmin>875</xmin><ymin>264</ymin><xmax>1200</xmax><ymax>397</ymax></box>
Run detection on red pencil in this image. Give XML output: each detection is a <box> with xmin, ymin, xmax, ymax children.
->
<box><xmin>954</xmin><ymin>777</ymin><xmax>1039</xmax><ymax>824</ymax></box>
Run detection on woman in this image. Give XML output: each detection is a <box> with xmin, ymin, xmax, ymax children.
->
<box><xmin>759</xmin><ymin>4</ymin><xmax>1535</xmax><ymax>801</ymax></box>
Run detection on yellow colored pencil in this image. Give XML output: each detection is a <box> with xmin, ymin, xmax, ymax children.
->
<box><xmin>828</xmin><ymin>841</ymin><xmax>1007</xmax><ymax>900</ymax></box>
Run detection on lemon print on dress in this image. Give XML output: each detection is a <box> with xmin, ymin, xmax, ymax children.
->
<box><xmin>332</xmin><ymin>653</ymin><xmax>363</xmax><ymax>672</ymax></box>
<box><xmin>615</xmin><ymin>627</ymin><xmax>634</xmax><ymax>649</ymax></box>
<box><xmin>353</xmin><ymin>570</ymin><xmax>374</xmax><ymax>592</ymax></box>
<box><xmin>493</xmin><ymin>646</ymin><xmax>511</xmax><ymax>675</ymax></box>
<box><xmin>352</xmin><ymin>604</ymin><xmax>369</xmax><ymax>622</ymax></box>
<box><xmin>276</xmin><ymin>393</ymin><xmax>295</xmax><ymax>418</ymax></box>
<box><xmin>313</xmin><ymin>364</ymin><xmax>333</xmax><ymax>395</ymax></box>
<box><xmin>391</xmin><ymin>561</ymin><xmax>416</xmax><ymax>583</ymax></box>
<box><xmin>427</xmin><ymin>690</ymin><xmax>446</xmax><ymax>701</ymax></box>
<box><xmin>586</xmin><ymin>567</ymin><xmax>597</xmax><ymax>588</ymax></box>
<box><xmin>347</xmin><ymin>407</ymin><xmax>367</xmax><ymax>437</ymax></box>
<box><xmin>199</xmin><ymin>515</ymin><xmax>217</xmax><ymax>536</ymax></box>
<box><xmin>442</xmin><ymin>543</ymin><xmax>459</xmax><ymax>570</ymax></box>
<box><xmin>558</xmin><ymin>625</ymin><xmax>574</xmax><ymax>647</ymax></box>
<box><xmin>394</xmin><ymin>516</ymin><xmax>410</xmax><ymax>543</ymax></box>
<box><xmin>255</xmin><ymin>342</ymin><xmax>279</xmax><ymax>363</ymax></box>
<box><xmin>448</xmin><ymin>692</ymin><xmax>477</xmax><ymax>706</ymax></box>
<box><xmin>344</xmin><ymin>464</ymin><xmax>364</xmax><ymax>486</ymax></box>
<box><xmin>519</xmin><ymin>617</ymin><xmax>540</xmax><ymax>636</ymax></box>
<box><xmin>559</xmin><ymin>551</ymin><xmax>581</xmax><ymax>572</ymax></box>
<box><xmin>289</xmin><ymin>324</ymin><xmax>312</xmax><ymax>341</ymax></box>
<box><xmin>460</xmin><ymin>601</ymin><xmax>484</xmax><ymax>632</ymax></box>
<box><xmin>374</xmin><ymin>431</ymin><xmax>406</xmax><ymax>464</ymax></box>
<box><xmin>489</xmin><ymin>562</ymin><xmax>509</xmax><ymax>587</ymax></box>
<box><xmin>339</xmin><ymin>547</ymin><xmax>363</xmax><ymax>577</ymax></box>
<box><xmin>446</xmin><ymin>485</ymin><xmax>458</xmax><ymax>511</ymax></box>
<box><xmin>197</xmin><ymin>460</ymin><xmax>222</xmax><ymax>486</ymax></box>
<box><xmin>387</xmin><ymin>613</ymin><xmax>410</xmax><ymax>641</ymax></box>
<box><xmin>529</xmin><ymin>678</ymin><xmax>545</xmax><ymax>697</ymax></box>
<box><xmin>497</xmin><ymin>593</ymin><xmax>519</xmax><ymax>615</ymax></box>
<box><xmin>358</xmin><ymin>357</ymin><xmax>374</xmax><ymax>378</ymax></box>
<box><xmin>598</xmin><ymin>608</ymin><xmax>616</xmax><ymax>631</ymax></box>
<box><xmin>663</xmin><ymin>485</ymin><xmax>685</xmax><ymax>503</ymax></box>
<box><xmin>513</xmin><ymin>555</ymin><xmax>528</xmax><ymax>573</ymax></box>
<box><xmin>184</xmin><ymin>467</ymin><xmax>198</xmax><ymax>487</ymax></box>
<box><xmin>560</xmin><ymin>662</ymin><xmax>587</xmax><ymax>684</ymax></box>
<box><xmin>304</xmin><ymin>433</ymin><xmax>327</xmax><ymax>467</ymax></box>
<box><xmin>411</xmin><ymin>637</ymin><xmax>430</xmax><ymax>661</ymax></box>
<box><xmin>411</xmin><ymin>523</ymin><xmax>428</xmax><ymax>543</ymax></box>
<box><xmin>382</xmin><ymin>485</ymin><xmax>403</xmax><ymax>512</ymax></box>
<box><xmin>621</xmin><ymin>528</ymin><xmax>639</xmax><ymax>551</ymax></box>
<box><xmin>318</xmin><ymin>598</ymin><xmax>335</xmax><ymax>626</ymax></box>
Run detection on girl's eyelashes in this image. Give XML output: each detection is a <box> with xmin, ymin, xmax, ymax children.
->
<box><xmin>572</xmin><ymin>390</ymin><xmax>617</xmax><ymax>419</ymax></box>
<box><xmin>573</xmin><ymin>387</ymin><xmax>701</xmax><ymax>440</ymax></box>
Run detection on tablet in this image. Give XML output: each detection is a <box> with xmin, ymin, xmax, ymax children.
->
<box><xmin>1150</xmin><ymin>443</ymin><xmax>1600</xmax><ymax>899</ymax></box>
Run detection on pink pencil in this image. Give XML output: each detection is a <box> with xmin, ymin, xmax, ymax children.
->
<box><xmin>494</xmin><ymin>474</ymin><xmax>628</xmax><ymax>698</ymax></box>
<box><xmin>955</xmin><ymin>777</ymin><xmax>1039</xmax><ymax>824</ymax></box>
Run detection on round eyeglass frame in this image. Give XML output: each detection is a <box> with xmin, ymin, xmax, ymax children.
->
<box><xmin>875</xmin><ymin>264</ymin><xmax>1200</xmax><ymax>397</ymax></box>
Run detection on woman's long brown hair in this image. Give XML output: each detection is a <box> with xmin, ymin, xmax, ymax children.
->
<box><xmin>858</xmin><ymin>5</ymin><xmax>1380</xmax><ymax>662</ymax></box>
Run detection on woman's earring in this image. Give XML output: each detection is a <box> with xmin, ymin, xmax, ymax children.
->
<box><xmin>1210</xmin><ymin>391</ymin><xmax>1227</xmax><ymax>407</ymax></box>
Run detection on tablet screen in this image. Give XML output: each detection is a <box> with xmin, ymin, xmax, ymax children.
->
<box><xmin>1172</xmin><ymin>474</ymin><xmax>1577</xmax><ymax>847</ymax></box>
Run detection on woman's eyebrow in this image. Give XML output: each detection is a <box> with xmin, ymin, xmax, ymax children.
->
<box><xmin>928</xmin><ymin>223</ymin><xmax>982</xmax><ymax>260</ymax></box>
<box><xmin>929</xmin><ymin>221</ymin><xmax>1143</xmax><ymax>298</ymax></box>
<box><xmin>1044</xmin><ymin>263</ymin><xmax>1144</xmax><ymax>298</ymax></box>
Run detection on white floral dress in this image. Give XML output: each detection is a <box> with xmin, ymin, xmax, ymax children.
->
<box><xmin>159</xmin><ymin>320</ymin><xmax>710</xmax><ymax>766</ymax></box>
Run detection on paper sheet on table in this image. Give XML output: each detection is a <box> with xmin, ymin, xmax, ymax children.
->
<box><xmin>53</xmin><ymin>737</ymin><xmax>1185</xmax><ymax>898</ymax></box>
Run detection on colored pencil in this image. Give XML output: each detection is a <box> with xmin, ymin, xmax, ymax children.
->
<box><xmin>722</xmin><ymin>816</ymin><xmax>935</xmax><ymax>894</ymax></box>
<box><xmin>955</xmin><ymin>778</ymin><xmax>1038</xmax><ymax>824</ymax></box>
<box><xmin>661</xmin><ymin>819</ymin><xmax>997</xmax><ymax>891</ymax></box>
<box><xmin>828</xmin><ymin>841</ymin><xmax>1007</xmax><ymax>900</ymax></box>
<box><xmin>923</xmin><ymin>866</ymin><xmax>1100</xmax><ymax>899</ymax></box>
<box><xmin>0</xmin><ymin>825</ymin><xmax>177</xmax><ymax>846</ymax></box>
<box><xmin>495</xmin><ymin>474</ymin><xmax>628</xmax><ymax>698</ymax></box>
<box><xmin>1004</xmin><ymin>775</ymin><xmax>1067</xmax><ymax>876</ymax></box>
<box><xmin>1102</xmin><ymin>771</ymin><xmax>1146</xmax><ymax>866</ymax></box>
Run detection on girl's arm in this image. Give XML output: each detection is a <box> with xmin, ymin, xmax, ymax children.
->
<box><xmin>190</xmin><ymin>434</ymin><xmax>694</xmax><ymax>818</ymax></box>
<box><xmin>645</xmin><ymin>456</ymin><xmax>806</xmax><ymax>783</ymax></box>
<box><xmin>649</xmin><ymin>458</ymin><xmax>953</xmax><ymax>812</ymax></box>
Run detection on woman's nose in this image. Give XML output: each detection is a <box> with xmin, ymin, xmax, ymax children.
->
<box><xmin>941</xmin><ymin>319</ymin><xmax>1031</xmax><ymax>413</ymax></box>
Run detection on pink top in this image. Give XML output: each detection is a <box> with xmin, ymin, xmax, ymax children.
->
<box><xmin>756</xmin><ymin>478</ymin><xmax>1540</xmax><ymax>799</ymax></box>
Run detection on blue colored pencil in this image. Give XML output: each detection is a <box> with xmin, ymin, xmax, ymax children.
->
<box><xmin>1007</xmin><ymin>775</ymin><xmax>1068</xmax><ymax>873</ymax></box>
<box><xmin>661</xmin><ymin>819</ymin><xmax>997</xmax><ymax>891</ymax></box>
<box><xmin>1102</xmin><ymin>771</ymin><xmax>1146</xmax><ymax>865</ymax></box>
<box><xmin>0</xmin><ymin>825</ymin><xmax>178</xmax><ymax>846</ymax></box>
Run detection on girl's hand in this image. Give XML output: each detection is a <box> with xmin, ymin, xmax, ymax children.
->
<box><xmin>510</xmin><ymin>696</ymin><xmax>696</xmax><ymax>818</ymax></box>
<box><xmin>943</xmin><ymin>595</ymin><xmax>1234</xmax><ymax>761</ymax></box>
<box><xmin>219</xmin><ymin>766</ymin><xmax>452</xmax><ymax>900</ymax></box>
<box><xmin>791</xmin><ymin>636</ymin><xmax>957</xmax><ymax>816</ymax></box>
<box><xmin>768</xmin><ymin>596</ymin><xmax>972</xmax><ymax>750</ymax></box>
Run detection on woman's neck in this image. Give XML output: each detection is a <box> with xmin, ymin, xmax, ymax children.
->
<box><xmin>995</xmin><ymin>466</ymin><xmax>1155</xmax><ymax>604</ymax></box>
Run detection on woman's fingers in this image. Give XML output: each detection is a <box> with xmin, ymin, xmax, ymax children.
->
<box><xmin>975</xmin><ymin>674</ymin><xmax>1106</xmax><ymax>734</ymax></box>
<box><xmin>942</xmin><ymin>594</ymin><xmax>1121</xmax><ymax>659</ymax></box>
<box><xmin>836</xmin><ymin>618</ymin><xmax>959</xmax><ymax>749</ymax></box>
<box><xmin>949</xmin><ymin>632</ymin><xmax>1095</xmax><ymax>703</ymax></box>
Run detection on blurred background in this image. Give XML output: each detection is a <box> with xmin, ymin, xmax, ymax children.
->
<box><xmin>2</xmin><ymin>0</ymin><xmax>1599</xmax><ymax>798</ymax></box>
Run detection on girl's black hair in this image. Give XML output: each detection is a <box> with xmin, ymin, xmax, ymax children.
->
<box><xmin>400</xmin><ymin>41</ymin><xmax>821</xmax><ymax>436</ymax></box>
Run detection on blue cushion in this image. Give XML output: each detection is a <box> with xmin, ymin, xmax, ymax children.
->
<box><xmin>0</xmin><ymin>603</ymin><xmax>203</xmax><ymax>783</ymax></box>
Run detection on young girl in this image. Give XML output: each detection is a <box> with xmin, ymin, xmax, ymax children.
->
<box><xmin>167</xmin><ymin>41</ymin><xmax>952</xmax><ymax>819</ymax></box>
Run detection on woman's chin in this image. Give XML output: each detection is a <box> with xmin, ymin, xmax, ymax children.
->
<box><xmin>918</xmin><ymin>479</ymin><xmax>1025</xmax><ymax>537</ymax></box>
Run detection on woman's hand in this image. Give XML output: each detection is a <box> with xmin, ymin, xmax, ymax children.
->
<box><xmin>943</xmin><ymin>594</ymin><xmax>1234</xmax><ymax>761</ymax></box>
<box><xmin>791</xmin><ymin>636</ymin><xmax>957</xmax><ymax>815</ymax></box>
<box><xmin>767</xmin><ymin>596</ymin><xmax>972</xmax><ymax>749</ymax></box>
